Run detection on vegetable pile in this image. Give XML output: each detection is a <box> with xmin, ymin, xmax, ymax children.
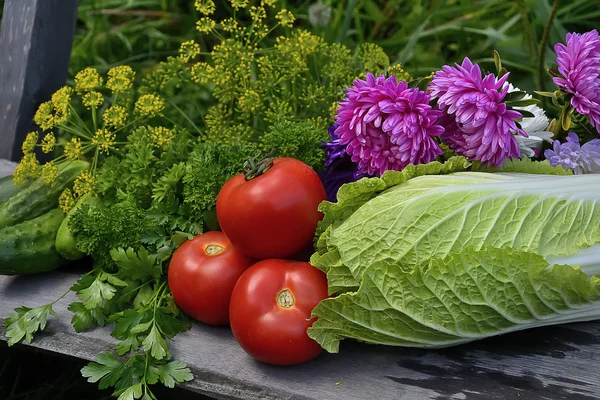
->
<box><xmin>1</xmin><ymin>2</ymin><xmax>600</xmax><ymax>399</ymax></box>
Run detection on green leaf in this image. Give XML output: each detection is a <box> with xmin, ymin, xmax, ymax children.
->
<box><xmin>493</xmin><ymin>50</ymin><xmax>502</xmax><ymax>74</ymax></box>
<box><xmin>4</xmin><ymin>304</ymin><xmax>57</xmax><ymax>346</ymax></box>
<box><xmin>509</xmin><ymin>98</ymin><xmax>540</xmax><ymax>107</ymax></box>
<box><xmin>309</xmin><ymin>246</ymin><xmax>600</xmax><ymax>352</ymax></box>
<box><xmin>69</xmin><ymin>302</ymin><xmax>96</xmax><ymax>332</ymax></box>
<box><xmin>155</xmin><ymin>360</ymin><xmax>193</xmax><ymax>388</ymax></box>
<box><xmin>112</xmin><ymin>309</ymin><xmax>152</xmax><ymax>340</ymax></box>
<box><xmin>517</xmin><ymin>109</ymin><xmax>536</xmax><ymax>118</ymax></box>
<box><xmin>111</xmin><ymin>247</ymin><xmax>162</xmax><ymax>281</ymax></box>
<box><xmin>81</xmin><ymin>352</ymin><xmax>123</xmax><ymax>384</ymax></box>
<box><xmin>117</xmin><ymin>383</ymin><xmax>143</xmax><ymax>400</ymax></box>
<box><xmin>534</xmin><ymin>90</ymin><xmax>555</xmax><ymax>98</ymax></box>
<box><xmin>504</xmin><ymin>91</ymin><xmax>526</xmax><ymax>102</ymax></box>
<box><xmin>77</xmin><ymin>274</ymin><xmax>117</xmax><ymax>310</ymax></box>
<box><xmin>142</xmin><ymin>324</ymin><xmax>169</xmax><ymax>360</ymax></box>
<box><xmin>115</xmin><ymin>335</ymin><xmax>140</xmax><ymax>356</ymax></box>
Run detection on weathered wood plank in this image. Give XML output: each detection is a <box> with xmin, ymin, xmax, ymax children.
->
<box><xmin>0</xmin><ymin>0</ymin><xmax>78</xmax><ymax>161</ymax></box>
<box><xmin>1</xmin><ymin>267</ymin><xmax>599</xmax><ymax>400</ymax></box>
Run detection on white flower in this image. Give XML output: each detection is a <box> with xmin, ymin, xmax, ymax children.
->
<box><xmin>508</xmin><ymin>84</ymin><xmax>554</xmax><ymax>158</ymax></box>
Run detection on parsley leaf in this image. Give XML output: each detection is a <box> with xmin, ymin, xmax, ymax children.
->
<box><xmin>4</xmin><ymin>304</ymin><xmax>57</xmax><ymax>346</ymax></box>
<box><xmin>111</xmin><ymin>247</ymin><xmax>162</xmax><ymax>281</ymax></box>
<box><xmin>142</xmin><ymin>325</ymin><xmax>169</xmax><ymax>360</ymax></box>
<box><xmin>81</xmin><ymin>352</ymin><xmax>123</xmax><ymax>385</ymax></box>
<box><xmin>155</xmin><ymin>360</ymin><xmax>193</xmax><ymax>388</ymax></box>
<box><xmin>69</xmin><ymin>301</ymin><xmax>108</xmax><ymax>332</ymax></box>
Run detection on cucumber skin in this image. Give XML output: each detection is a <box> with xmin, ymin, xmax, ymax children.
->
<box><xmin>55</xmin><ymin>194</ymin><xmax>100</xmax><ymax>260</ymax></box>
<box><xmin>0</xmin><ymin>175</ymin><xmax>31</xmax><ymax>204</ymax></box>
<box><xmin>0</xmin><ymin>160</ymin><xmax>89</xmax><ymax>229</ymax></box>
<box><xmin>0</xmin><ymin>209</ymin><xmax>67</xmax><ymax>275</ymax></box>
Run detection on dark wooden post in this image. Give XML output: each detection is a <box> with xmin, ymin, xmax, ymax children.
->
<box><xmin>0</xmin><ymin>0</ymin><xmax>79</xmax><ymax>161</ymax></box>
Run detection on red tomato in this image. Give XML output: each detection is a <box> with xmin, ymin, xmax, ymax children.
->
<box><xmin>216</xmin><ymin>157</ymin><xmax>327</xmax><ymax>260</ymax></box>
<box><xmin>168</xmin><ymin>231</ymin><xmax>253</xmax><ymax>325</ymax></box>
<box><xmin>229</xmin><ymin>259</ymin><xmax>329</xmax><ymax>365</ymax></box>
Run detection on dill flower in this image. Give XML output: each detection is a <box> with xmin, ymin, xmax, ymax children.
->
<box><xmin>13</xmin><ymin>153</ymin><xmax>40</xmax><ymax>185</ymax></box>
<box><xmin>106</xmin><ymin>65</ymin><xmax>135</xmax><ymax>93</ymax></box>
<box><xmin>191</xmin><ymin>62</ymin><xmax>213</xmax><ymax>84</ymax></box>
<box><xmin>51</xmin><ymin>86</ymin><xmax>73</xmax><ymax>114</ymax></box>
<box><xmin>358</xmin><ymin>43</ymin><xmax>389</xmax><ymax>75</ymax></box>
<box><xmin>198</xmin><ymin>19</ymin><xmax>218</xmax><ymax>35</ymax></box>
<box><xmin>151</xmin><ymin>126</ymin><xmax>175</xmax><ymax>148</ymax></box>
<box><xmin>276</xmin><ymin>9</ymin><xmax>295</xmax><ymax>28</ymax></box>
<box><xmin>261</xmin><ymin>0</ymin><xmax>277</xmax><ymax>6</ymax></box>
<box><xmin>180</xmin><ymin>40</ymin><xmax>201</xmax><ymax>62</ymax></box>
<box><xmin>64</xmin><ymin>138</ymin><xmax>83</xmax><ymax>160</ymax></box>
<box><xmin>135</xmin><ymin>94</ymin><xmax>165</xmax><ymax>116</ymax></box>
<box><xmin>34</xmin><ymin>101</ymin><xmax>56</xmax><ymax>131</ymax></box>
<box><xmin>552</xmin><ymin>29</ymin><xmax>600</xmax><ymax>132</ymax></box>
<box><xmin>21</xmin><ymin>132</ymin><xmax>38</xmax><ymax>154</ymax></box>
<box><xmin>387</xmin><ymin>64</ymin><xmax>411</xmax><ymax>82</ymax></box>
<box><xmin>59</xmin><ymin>188</ymin><xmax>76</xmax><ymax>213</ymax></box>
<box><xmin>41</xmin><ymin>133</ymin><xmax>56</xmax><ymax>153</ymax></box>
<box><xmin>238</xmin><ymin>90</ymin><xmax>261</xmax><ymax>114</ymax></box>
<box><xmin>544</xmin><ymin>132</ymin><xmax>600</xmax><ymax>174</ymax></box>
<box><xmin>335</xmin><ymin>73</ymin><xmax>444</xmax><ymax>176</ymax></box>
<box><xmin>250</xmin><ymin>6</ymin><xmax>267</xmax><ymax>22</ymax></box>
<box><xmin>92</xmin><ymin>129</ymin><xmax>116</xmax><ymax>154</ymax></box>
<box><xmin>220</xmin><ymin>18</ymin><xmax>238</xmax><ymax>33</ymax></box>
<box><xmin>103</xmin><ymin>105</ymin><xmax>128</xmax><ymax>129</ymax></box>
<box><xmin>41</xmin><ymin>161</ymin><xmax>59</xmax><ymax>186</ymax></box>
<box><xmin>230</xmin><ymin>0</ymin><xmax>249</xmax><ymax>10</ymax></box>
<box><xmin>430</xmin><ymin>57</ymin><xmax>526</xmax><ymax>167</ymax></box>
<box><xmin>74</xmin><ymin>67</ymin><xmax>103</xmax><ymax>93</ymax></box>
<box><xmin>73</xmin><ymin>170</ymin><xmax>96</xmax><ymax>196</ymax></box>
<box><xmin>82</xmin><ymin>91</ymin><xmax>104</xmax><ymax>109</ymax></box>
<box><xmin>195</xmin><ymin>0</ymin><xmax>215</xmax><ymax>15</ymax></box>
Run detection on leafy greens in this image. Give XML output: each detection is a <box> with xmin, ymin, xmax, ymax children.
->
<box><xmin>309</xmin><ymin>159</ymin><xmax>600</xmax><ymax>352</ymax></box>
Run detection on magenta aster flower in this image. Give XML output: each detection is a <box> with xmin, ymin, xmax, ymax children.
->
<box><xmin>334</xmin><ymin>73</ymin><xmax>443</xmax><ymax>176</ymax></box>
<box><xmin>553</xmin><ymin>30</ymin><xmax>600</xmax><ymax>132</ymax></box>
<box><xmin>429</xmin><ymin>57</ymin><xmax>526</xmax><ymax>167</ymax></box>
<box><xmin>544</xmin><ymin>132</ymin><xmax>600</xmax><ymax>174</ymax></box>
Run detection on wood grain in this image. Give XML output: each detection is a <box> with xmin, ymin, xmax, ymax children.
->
<box><xmin>0</xmin><ymin>0</ymin><xmax>78</xmax><ymax>161</ymax></box>
<box><xmin>1</xmin><ymin>267</ymin><xmax>599</xmax><ymax>400</ymax></box>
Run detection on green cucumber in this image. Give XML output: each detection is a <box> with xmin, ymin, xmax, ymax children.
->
<box><xmin>0</xmin><ymin>208</ymin><xmax>67</xmax><ymax>275</ymax></box>
<box><xmin>56</xmin><ymin>194</ymin><xmax>100</xmax><ymax>260</ymax></box>
<box><xmin>0</xmin><ymin>175</ymin><xmax>31</xmax><ymax>204</ymax></box>
<box><xmin>0</xmin><ymin>160</ymin><xmax>89</xmax><ymax>229</ymax></box>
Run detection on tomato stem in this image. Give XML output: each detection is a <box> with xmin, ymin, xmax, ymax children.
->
<box><xmin>205</xmin><ymin>244</ymin><xmax>224</xmax><ymax>255</ymax></box>
<box><xmin>243</xmin><ymin>151</ymin><xmax>275</xmax><ymax>181</ymax></box>
<box><xmin>276</xmin><ymin>289</ymin><xmax>295</xmax><ymax>308</ymax></box>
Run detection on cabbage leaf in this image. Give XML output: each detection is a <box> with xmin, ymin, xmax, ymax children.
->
<box><xmin>309</xmin><ymin>162</ymin><xmax>600</xmax><ymax>352</ymax></box>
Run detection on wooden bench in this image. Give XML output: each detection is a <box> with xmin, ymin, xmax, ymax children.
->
<box><xmin>1</xmin><ymin>1</ymin><xmax>600</xmax><ymax>399</ymax></box>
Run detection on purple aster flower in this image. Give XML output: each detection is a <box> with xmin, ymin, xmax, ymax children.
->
<box><xmin>553</xmin><ymin>30</ymin><xmax>600</xmax><ymax>131</ymax></box>
<box><xmin>319</xmin><ymin>123</ymin><xmax>367</xmax><ymax>201</ymax></box>
<box><xmin>429</xmin><ymin>57</ymin><xmax>527</xmax><ymax>167</ymax></box>
<box><xmin>334</xmin><ymin>73</ymin><xmax>443</xmax><ymax>176</ymax></box>
<box><xmin>544</xmin><ymin>132</ymin><xmax>600</xmax><ymax>174</ymax></box>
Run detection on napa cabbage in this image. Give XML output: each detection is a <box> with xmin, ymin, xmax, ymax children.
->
<box><xmin>309</xmin><ymin>158</ymin><xmax>600</xmax><ymax>352</ymax></box>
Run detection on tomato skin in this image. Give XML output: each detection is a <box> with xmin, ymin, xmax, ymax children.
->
<box><xmin>216</xmin><ymin>158</ymin><xmax>327</xmax><ymax>260</ymax></box>
<box><xmin>168</xmin><ymin>231</ymin><xmax>253</xmax><ymax>325</ymax></box>
<box><xmin>229</xmin><ymin>259</ymin><xmax>329</xmax><ymax>365</ymax></box>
